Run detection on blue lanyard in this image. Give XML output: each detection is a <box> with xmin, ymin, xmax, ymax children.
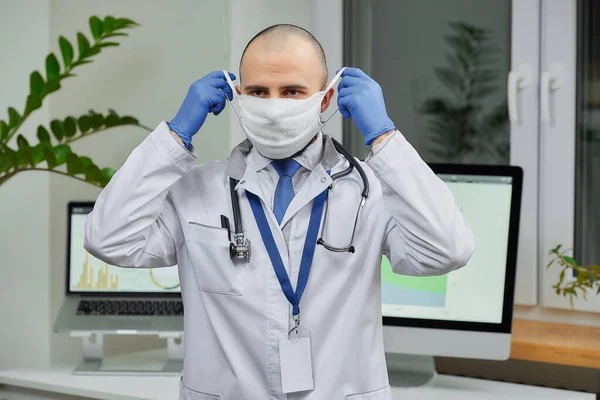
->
<box><xmin>246</xmin><ymin>189</ymin><xmax>327</xmax><ymax>317</ymax></box>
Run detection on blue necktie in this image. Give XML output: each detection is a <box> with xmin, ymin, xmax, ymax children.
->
<box><xmin>272</xmin><ymin>159</ymin><xmax>302</xmax><ymax>224</ymax></box>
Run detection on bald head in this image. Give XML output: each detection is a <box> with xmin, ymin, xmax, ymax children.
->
<box><xmin>239</xmin><ymin>24</ymin><xmax>328</xmax><ymax>90</ymax></box>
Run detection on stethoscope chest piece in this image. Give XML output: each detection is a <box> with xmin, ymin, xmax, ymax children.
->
<box><xmin>230</xmin><ymin>234</ymin><xmax>251</xmax><ymax>263</ymax></box>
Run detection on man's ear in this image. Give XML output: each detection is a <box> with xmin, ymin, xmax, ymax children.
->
<box><xmin>235</xmin><ymin>85</ymin><xmax>242</xmax><ymax>95</ymax></box>
<box><xmin>320</xmin><ymin>87</ymin><xmax>335</xmax><ymax>113</ymax></box>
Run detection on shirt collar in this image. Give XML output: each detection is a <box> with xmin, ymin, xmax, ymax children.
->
<box><xmin>226</xmin><ymin>132</ymin><xmax>343</xmax><ymax>180</ymax></box>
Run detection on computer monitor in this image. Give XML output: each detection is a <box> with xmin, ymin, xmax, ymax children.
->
<box><xmin>67</xmin><ymin>203</ymin><xmax>181</xmax><ymax>294</ymax></box>
<box><xmin>381</xmin><ymin>164</ymin><xmax>522</xmax><ymax>386</ymax></box>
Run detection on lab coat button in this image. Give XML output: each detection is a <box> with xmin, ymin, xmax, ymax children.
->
<box><xmin>321</xmin><ymin>177</ymin><xmax>326</xmax><ymax>183</ymax></box>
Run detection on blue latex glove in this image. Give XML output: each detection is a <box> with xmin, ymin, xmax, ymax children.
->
<box><xmin>337</xmin><ymin>68</ymin><xmax>395</xmax><ymax>145</ymax></box>
<box><xmin>168</xmin><ymin>71</ymin><xmax>236</xmax><ymax>147</ymax></box>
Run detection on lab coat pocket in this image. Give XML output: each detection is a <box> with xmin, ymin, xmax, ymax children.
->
<box><xmin>345</xmin><ymin>385</ymin><xmax>391</xmax><ymax>399</ymax></box>
<box><xmin>180</xmin><ymin>377</ymin><xmax>220</xmax><ymax>399</ymax></box>
<box><xmin>186</xmin><ymin>221</ymin><xmax>245</xmax><ymax>296</ymax></box>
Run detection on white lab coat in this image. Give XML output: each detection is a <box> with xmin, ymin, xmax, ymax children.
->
<box><xmin>84</xmin><ymin>122</ymin><xmax>474</xmax><ymax>400</ymax></box>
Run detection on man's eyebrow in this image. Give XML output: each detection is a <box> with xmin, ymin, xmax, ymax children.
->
<box><xmin>243</xmin><ymin>85</ymin><xmax>269</xmax><ymax>91</ymax></box>
<box><xmin>243</xmin><ymin>84</ymin><xmax>310</xmax><ymax>91</ymax></box>
<box><xmin>281</xmin><ymin>84</ymin><xmax>309</xmax><ymax>91</ymax></box>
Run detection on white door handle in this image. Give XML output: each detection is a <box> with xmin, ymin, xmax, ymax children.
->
<box><xmin>507</xmin><ymin>64</ymin><xmax>532</xmax><ymax>124</ymax></box>
<box><xmin>541</xmin><ymin>64</ymin><xmax>564</xmax><ymax>126</ymax></box>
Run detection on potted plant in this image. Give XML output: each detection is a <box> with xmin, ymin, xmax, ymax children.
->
<box><xmin>0</xmin><ymin>15</ymin><xmax>150</xmax><ymax>189</ymax></box>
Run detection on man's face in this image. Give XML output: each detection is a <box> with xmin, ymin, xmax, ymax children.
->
<box><xmin>237</xmin><ymin>36</ymin><xmax>333</xmax><ymax>112</ymax></box>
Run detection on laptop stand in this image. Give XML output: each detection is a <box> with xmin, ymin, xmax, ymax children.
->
<box><xmin>69</xmin><ymin>331</ymin><xmax>184</xmax><ymax>376</ymax></box>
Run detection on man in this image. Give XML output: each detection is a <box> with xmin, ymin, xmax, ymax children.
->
<box><xmin>85</xmin><ymin>24</ymin><xmax>474</xmax><ymax>399</ymax></box>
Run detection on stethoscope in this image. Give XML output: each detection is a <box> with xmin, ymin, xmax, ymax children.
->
<box><xmin>221</xmin><ymin>137</ymin><xmax>369</xmax><ymax>263</ymax></box>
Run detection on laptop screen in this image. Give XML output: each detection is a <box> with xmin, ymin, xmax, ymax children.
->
<box><xmin>68</xmin><ymin>204</ymin><xmax>181</xmax><ymax>293</ymax></box>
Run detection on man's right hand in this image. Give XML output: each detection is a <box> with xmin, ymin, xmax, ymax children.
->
<box><xmin>168</xmin><ymin>71</ymin><xmax>236</xmax><ymax>147</ymax></box>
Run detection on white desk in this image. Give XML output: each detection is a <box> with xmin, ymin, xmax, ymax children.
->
<box><xmin>0</xmin><ymin>350</ymin><xmax>595</xmax><ymax>400</ymax></box>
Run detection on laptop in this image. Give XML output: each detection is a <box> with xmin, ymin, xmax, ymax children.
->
<box><xmin>54</xmin><ymin>201</ymin><xmax>183</xmax><ymax>334</ymax></box>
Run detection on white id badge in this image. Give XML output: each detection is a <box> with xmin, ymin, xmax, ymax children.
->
<box><xmin>278</xmin><ymin>328</ymin><xmax>314</xmax><ymax>393</ymax></box>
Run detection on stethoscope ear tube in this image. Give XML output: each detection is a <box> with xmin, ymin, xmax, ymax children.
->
<box><xmin>330</xmin><ymin>137</ymin><xmax>369</xmax><ymax>199</ymax></box>
<box><xmin>229</xmin><ymin>177</ymin><xmax>243</xmax><ymax>235</ymax></box>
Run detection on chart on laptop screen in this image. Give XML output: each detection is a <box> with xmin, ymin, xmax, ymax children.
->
<box><xmin>69</xmin><ymin>212</ymin><xmax>180</xmax><ymax>293</ymax></box>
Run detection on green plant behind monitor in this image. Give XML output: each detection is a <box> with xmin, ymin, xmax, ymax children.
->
<box><xmin>547</xmin><ymin>245</ymin><xmax>600</xmax><ymax>306</ymax></box>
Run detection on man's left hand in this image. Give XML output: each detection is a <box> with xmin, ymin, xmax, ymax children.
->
<box><xmin>337</xmin><ymin>67</ymin><xmax>396</xmax><ymax>145</ymax></box>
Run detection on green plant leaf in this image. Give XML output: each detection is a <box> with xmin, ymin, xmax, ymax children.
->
<box><xmin>89</xmin><ymin>47</ymin><xmax>102</xmax><ymax>57</ymax></box>
<box><xmin>559</xmin><ymin>269</ymin><xmax>565</xmax><ymax>282</ymax></box>
<box><xmin>0</xmin><ymin>120</ymin><xmax>8</xmax><ymax>141</ymax></box>
<box><xmin>71</xmin><ymin>60</ymin><xmax>94</xmax><ymax>68</ymax></box>
<box><xmin>16</xmin><ymin>135</ymin><xmax>34</xmax><ymax>166</ymax></box>
<box><xmin>78</xmin><ymin>115</ymin><xmax>91</xmax><ymax>133</ymax></box>
<box><xmin>105</xmin><ymin>112</ymin><xmax>119</xmax><ymax>127</ymax></box>
<box><xmin>551</xmin><ymin>244</ymin><xmax>562</xmax><ymax>253</ymax></box>
<box><xmin>45</xmin><ymin>53</ymin><xmax>60</xmax><ymax>81</ymax></box>
<box><xmin>59</xmin><ymin>36</ymin><xmax>74</xmax><ymax>68</ymax></box>
<box><xmin>30</xmin><ymin>71</ymin><xmax>45</xmax><ymax>96</ymax></box>
<box><xmin>597</xmin><ymin>285</ymin><xmax>600</xmax><ymax>295</ymax></box>
<box><xmin>444</xmin><ymin>36</ymin><xmax>474</xmax><ymax>57</ymax></box>
<box><xmin>89</xmin><ymin>112</ymin><xmax>105</xmax><ymax>129</ymax></box>
<box><xmin>113</xmin><ymin>18</ymin><xmax>139</xmax><ymax>29</ymax></box>
<box><xmin>66</xmin><ymin>152</ymin><xmax>84</xmax><ymax>175</ymax></box>
<box><xmin>84</xmin><ymin>164</ymin><xmax>103</xmax><ymax>182</ymax></box>
<box><xmin>63</xmin><ymin>117</ymin><xmax>77</xmax><ymax>137</ymax></box>
<box><xmin>16</xmin><ymin>134</ymin><xmax>29</xmax><ymax>150</ymax></box>
<box><xmin>101</xmin><ymin>167</ymin><xmax>116</xmax><ymax>183</ymax></box>
<box><xmin>0</xmin><ymin>143</ymin><xmax>18</xmax><ymax>166</ymax></box>
<box><xmin>103</xmin><ymin>16</ymin><xmax>115</xmax><ymax>33</ymax></box>
<box><xmin>563</xmin><ymin>256</ymin><xmax>577</xmax><ymax>266</ymax></box>
<box><xmin>565</xmin><ymin>287</ymin><xmax>577</xmax><ymax>296</ymax></box>
<box><xmin>42</xmin><ymin>79</ymin><xmax>61</xmax><ymax>96</ymax></box>
<box><xmin>434</xmin><ymin>67</ymin><xmax>464</xmax><ymax>94</ymax></box>
<box><xmin>120</xmin><ymin>116</ymin><xmax>139</xmax><ymax>125</ymax></box>
<box><xmin>79</xmin><ymin>156</ymin><xmax>93</xmax><ymax>169</ymax></box>
<box><xmin>0</xmin><ymin>153</ymin><xmax>12</xmax><ymax>173</ymax></box>
<box><xmin>28</xmin><ymin>143</ymin><xmax>45</xmax><ymax>165</ymax></box>
<box><xmin>103</xmin><ymin>32</ymin><xmax>128</xmax><ymax>38</ymax></box>
<box><xmin>89</xmin><ymin>16</ymin><xmax>103</xmax><ymax>40</ymax></box>
<box><xmin>8</xmin><ymin>107</ymin><xmax>20</xmax><ymax>129</ymax></box>
<box><xmin>50</xmin><ymin>119</ymin><xmax>65</xmax><ymax>141</ymax></box>
<box><xmin>98</xmin><ymin>42</ymin><xmax>120</xmax><ymax>48</ymax></box>
<box><xmin>51</xmin><ymin>144</ymin><xmax>72</xmax><ymax>166</ymax></box>
<box><xmin>25</xmin><ymin>94</ymin><xmax>42</xmax><ymax>114</ymax></box>
<box><xmin>421</xmin><ymin>98</ymin><xmax>452</xmax><ymax>114</ymax></box>
<box><xmin>37</xmin><ymin>126</ymin><xmax>51</xmax><ymax>143</ymax></box>
<box><xmin>77</xmin><ymin>32</ymin><xmax>91</xmax><ymax>58</ymax></box>
<box><xmin>43</xmin><ymin>146</ymin><xmax>57</xmax><ymax>169</ymax></box>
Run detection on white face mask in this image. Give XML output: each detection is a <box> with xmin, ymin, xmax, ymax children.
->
<box><xmin>223</xmin><ymin>67</ymin><xmax>346</xmax><ymax>160</ymax></box>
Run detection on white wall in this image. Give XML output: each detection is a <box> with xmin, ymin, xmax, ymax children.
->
<box><xmin>48</xmin><ymin>0</ymin><xmax>231</xmax><ymax>364</ymax></box>
<box><xmin>0</xmin><ymin>0</ymin><xmax>51</xmax><ymax>369</ymax></box>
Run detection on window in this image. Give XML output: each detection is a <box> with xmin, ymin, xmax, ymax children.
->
<box><xmin>343</xmin><ymin>0</ymin><xmax>512</xmax><ymax>164</ymax></box>
<box><xmin>575</xmin><ymin>0</ymin><xmax>600</xmax><ymax>267</ymax></box>
<box><xmin>343</xmin><ymin>0</ymin><xmax>541</xmax><ymax>307</ymax></box>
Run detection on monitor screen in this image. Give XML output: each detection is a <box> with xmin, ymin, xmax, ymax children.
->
<box><xmin>381</xmin><ymin>173</ymin><xmax>513</xmax><ymax>325</ymax></box>
<box><xmin>68</xmin><ymin>205</ymin><xmax>180</xmax><ymax>293</ymax></box>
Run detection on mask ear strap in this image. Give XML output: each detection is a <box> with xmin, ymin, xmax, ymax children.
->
<box><xmin>320</xmin><ymin>67</ymin><xmax>347</xmax><ymax>124</ymax></box>
<box><xmin>222</xmin><ymin>70</ymin><xmax>242</xmax><ymax>121</ymax></box>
